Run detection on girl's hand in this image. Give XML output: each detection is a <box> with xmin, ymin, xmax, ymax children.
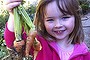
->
<box><xmin>4</xmin><ymin>0</ymin><xmax>22</xmax><ymax>32</ymax></box>
<box><xmin>4</xmin><ymin>0</ymin><xmax>22</xmax><ymax>13</ymax></box>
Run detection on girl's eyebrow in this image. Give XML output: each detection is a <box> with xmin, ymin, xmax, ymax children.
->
<box><xmin>61</xmin><ymin>13</ymin><xmax>72</xmax><ymax>16</ymax></box>
<box><xmin>45</xmin><ymin>17</ymin><xmax>53</xmax><ymax>19</ymax></box>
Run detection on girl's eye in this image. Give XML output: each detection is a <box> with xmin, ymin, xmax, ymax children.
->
<box><xmin>46</xmin><ymin>19</ymin><xmax>54</xmax><ymax>21</ymax></box>
<box><xmin>62</xmin><ymin>16</ymin><xmax>70</xmax><ymax>19</ymax></box>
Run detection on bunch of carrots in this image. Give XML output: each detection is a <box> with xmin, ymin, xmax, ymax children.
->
<box><xmin>13</xmin><ymin>1</ymin><xmax>41</xmax><ymax>60</ymax></box>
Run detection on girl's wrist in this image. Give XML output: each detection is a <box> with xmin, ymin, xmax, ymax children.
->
<box><xmin>9</xmin><ymin>12</ymin><xmax>14</xmax><ymax>16</ymax></box>
<box><xmin>7</xmin><ymin>13</ymin><xmax>14</xmax><ymax>32</ymax></box>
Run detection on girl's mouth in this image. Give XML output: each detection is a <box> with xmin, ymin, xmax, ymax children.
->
<box><xmin>54</xmin><ymin>30</ymin><xmax>65</xmax><ymax>35</ymax></box>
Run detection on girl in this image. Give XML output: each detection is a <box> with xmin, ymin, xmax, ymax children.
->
<box><xmin>4</xmin><ymin>0</ymin><xmax>90</xmax><ymax>60</ymax></box>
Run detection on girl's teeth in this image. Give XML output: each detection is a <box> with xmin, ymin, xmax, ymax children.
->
<box><xmin>58</xmin><ymin>31</ymin><xmax>60</xmax><ymax>33</ymax></box>
<box><xmin>56</xmin><ymin>31</ymin><xmax>62</xmax><ymax>33</ymax></box>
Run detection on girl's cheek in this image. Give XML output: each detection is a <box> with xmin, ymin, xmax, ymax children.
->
<box><xmin>45</xmin><ymin>22</ymin><xmax>54</xmax><ymax>27</ymax></box>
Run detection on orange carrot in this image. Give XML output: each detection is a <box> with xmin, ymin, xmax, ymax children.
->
<box><xmin>14</xmin><ymin>40</ymin><xmax>25</xmax><ymax>52</ymax></box>
<box><xmin>25</xmin><ymin>31</ymin><xmax>37</xmax><ymax>57</ymax></box>
<box><xmin>33</xmin><ymin>39</ymin><xmax>41</xmax><ymax>51</ymax></box>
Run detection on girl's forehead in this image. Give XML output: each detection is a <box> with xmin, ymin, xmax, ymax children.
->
<box><xmin>45</xmin><ymin>1</ymin><xmax>66</xmax><ymax>18</ymax></box>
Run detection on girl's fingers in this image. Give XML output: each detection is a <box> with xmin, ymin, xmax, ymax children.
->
<box><xmin>4</xmin><ymin>0</ymin><xmax>22</xmax><ymax>5</ymax></box>
<box><xmin>5</xmin><ymin>2</ymin><xmax>21</xmax><ymax>12</ymax></box>
<box><xmin>4</xmin><ymin>0</ymin><xmax>22</xmax><ymax>12</ymax></box>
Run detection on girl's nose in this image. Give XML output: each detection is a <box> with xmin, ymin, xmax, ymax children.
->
<box><xmin>54</xmin><ymin>20</ymin><xmax>63</xmax><ymax>28</ymax></box>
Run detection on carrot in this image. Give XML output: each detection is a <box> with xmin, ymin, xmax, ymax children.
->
<box><xmin>33</xmin><ymin>39</ymin><xmax>41</xmax><ymax>51</ymax></box>
<box><xmin>13</xmin><ymin>7</ymin><xmax>25</xmax><ymax>52</ymax></box>
<box><xmin>13</xmin><ymin>1</ymin><xmax>38</xmax><ymax>59</ymax></box>
<box><xmin>14</xmin><ymin>3</ymin><xmax>35</xmax><ymax>52</ymax></box>
<box><xmin>14</xmin><ymin>40</ymin><xmax>25</xmax><ymax>52</ymax></box>
<box><xmin>25</xmin><ymin>31</ymin><xmax>37</xmax><ymax>57</ymax></box>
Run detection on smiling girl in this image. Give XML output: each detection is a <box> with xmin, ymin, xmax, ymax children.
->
<box><xmin>4</xmin><ymin>0</ymin><xmax>90</xmax><ymax>60</ymax></box>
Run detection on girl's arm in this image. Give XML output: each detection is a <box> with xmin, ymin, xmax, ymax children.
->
<box><xmin>4</xmin><ymin>0</ymin><xmax>22</xmax><ymax>32</ymax></box>
<box><xmin>4</xmin><ymin>0</ymin><xmax>22</xmax><ymax>48</ymax></box>
<box><xmin>4</xmin><ymin>22</ymin><xmax>15</xmax><ymax>48</ymax></box>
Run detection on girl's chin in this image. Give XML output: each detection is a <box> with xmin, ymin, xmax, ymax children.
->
<box><xmin>54</xmin><ymin>35</ymin><xmax>68</xmax><ymax>40</ymax></box>
<box><xmin>54</xmin><ymin>36</ymin><xmax>65</xmax><ymax>40</ymax></box>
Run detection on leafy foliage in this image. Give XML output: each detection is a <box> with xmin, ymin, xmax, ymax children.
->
<box><xmin>0</xmin><ymin>10</ymin><xmax>9</xmax><ymax>59</ymax></box>
<box><xmin>0</xmin><ymin>46</ymin><xmax>8</xmax><ymax>59</ymax></box>
<box><xmin>25</xmin><ymin>4</ymin><xmax>36</xmax><ymax>21</ymax></box>
<box><xmin>0</xmin><ymin>10</ymin><xmax>9</xmax><ymax>45</ymax></box>
<box><xmin>79</xmin><ymin>0</ymin><xmax>90</xmax><ymax>14</ymax></box>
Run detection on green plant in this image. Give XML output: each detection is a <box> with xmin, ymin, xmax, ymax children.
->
<box><xmin>79</xmin><ymin>0</ymin><xmax>89</xmax><ymax>14</ymax></box>
<box><xmin>81</xmin><ymin>4</ymin><xmax>89</xmax><ymax>10</ymax></box>
<box><xmin>0</xmin><ymin>46</ymin><xmax>8</xmax><ymax>59</ymax></box>
<box><xmin>0</xmin><ymin>10</ymin><xmax>9</xmax><ymax>60</ymax></box>
<box><xmin>25</xmin><ymin>4</ymin><xmax>36</xmax><ymax>21</ymax></box>
<box><xmin>0</xmin><ymin>11</ymin><xmax>9</xmax><ymax>46</ymax></box>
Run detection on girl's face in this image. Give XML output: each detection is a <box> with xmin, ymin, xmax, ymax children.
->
<box><xmin>44</xmin><ymin>1</ymin><xmax>75</xmax><ymax>41</ymax></box>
